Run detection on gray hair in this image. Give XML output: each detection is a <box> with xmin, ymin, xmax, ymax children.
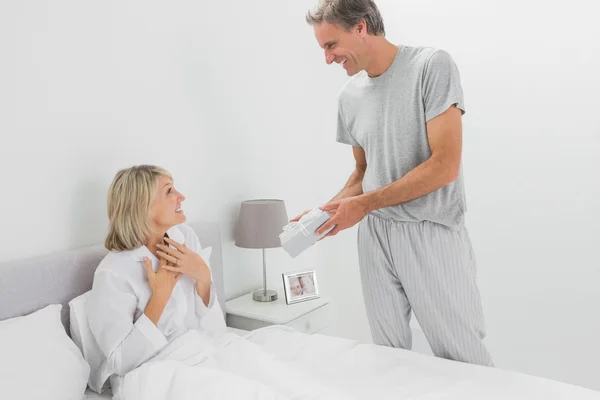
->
<box><xmin>306</xmin><ymin>0</ymin><xmax>385</xmax><ymax>36</ymax></box>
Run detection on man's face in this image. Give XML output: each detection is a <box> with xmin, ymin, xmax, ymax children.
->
<box><xmin>313</xmin><ymin>21</ymin><xmax>366</xmax><ymax>76</ymax></box>
<box><xmin>299</xmin><ymin>276</ymin><xmax>314</xmax><ymax>293</ymax></box>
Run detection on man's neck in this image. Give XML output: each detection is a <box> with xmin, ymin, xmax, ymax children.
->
<box><xmin>365</xmin><ymin>38</ymin><xmax>400</xmax><ymax>78</ymax></box>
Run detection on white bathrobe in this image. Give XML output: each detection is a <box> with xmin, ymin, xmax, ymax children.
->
<box><xmin>85</xmin><ymin>223</ymin><xmax>226</xmax><ymax>395</ymax></box>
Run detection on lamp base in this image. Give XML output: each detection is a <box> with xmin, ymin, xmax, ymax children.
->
<box><xmin>252</xmin><ymin>289</ymin><xmax>278</xmax><ymax>302</ymax></box>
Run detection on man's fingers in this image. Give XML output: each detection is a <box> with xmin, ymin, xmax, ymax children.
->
<box><xmin>316</xmin><ymin>218</ymin><xmax>336</xmax><ymax>236</ymax></box>
<box><xmin>328</xmin><ymin>226</ymin><xmax>341</xmax><ymax>236</ymax></box>
<box><xmin>318</xmin><ymin>225</ymin><xmax>340</xmax><ymax>241</ymax></box>
<box><xmin>319</xmin><ymin>201</ymin><xmax>340</xmax><ymax>212</ymax></box>
<box><xmin>290</xmin><ymin>210</ymin><xmax>309</xmax><ymax>222</ymax></box>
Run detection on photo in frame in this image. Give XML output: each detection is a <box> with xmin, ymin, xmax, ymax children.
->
<box><xmin>282</xmin><ymin>270</ymin><xmax>319</xmax><ymax>305</ymax></box>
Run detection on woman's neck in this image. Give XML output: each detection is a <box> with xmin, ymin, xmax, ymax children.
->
<box><xmin>146</xmin><ymin>230</ymin><xmax>167</xmax><ymax>258</ymax></box>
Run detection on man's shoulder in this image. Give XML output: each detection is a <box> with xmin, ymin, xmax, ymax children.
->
<box><xmin>411</xmin><ymin>47</ymin><xmax>461</xmax><ymax>79</ymax></box>
<box><xmin>401</xmin><ymin>45</ymin><xmax>452</xmax><ymax>69</ymax></box>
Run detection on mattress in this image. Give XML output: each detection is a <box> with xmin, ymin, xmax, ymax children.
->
<box><xmin>84</xmin><ymin>327</ymin><xmax>249</xmax><ymax>399</ymax></box>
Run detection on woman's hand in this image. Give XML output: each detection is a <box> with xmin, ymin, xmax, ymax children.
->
<box><xmin>143</xmin><ymin>256</ymin><xmax>181</xmax><ymax>297</ymax></box>
<box><xmin>143</xmin><ymin>256</ymin><xmax>181</xmax><ymax>325</ymax></box>
<box><xmin>156</xmin><ymin>238</ymin><xmax>212</xmax><ymax>284</ymax></box>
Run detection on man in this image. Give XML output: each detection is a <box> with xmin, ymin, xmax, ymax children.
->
<box><xmin>299</xmin><ymin>275</ymin><xmax>316</xmax><ymax>294</ymax></box>
<box><xmin>293</xmin><ymin>0</ymin><xmax>493</xmax><ymax>366</ymax></box>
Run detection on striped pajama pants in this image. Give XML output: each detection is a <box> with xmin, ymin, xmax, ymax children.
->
<box><xmin>357</xmin><ymin>213</ymin><xmax>494</xmax><ymax>367</ymax></box>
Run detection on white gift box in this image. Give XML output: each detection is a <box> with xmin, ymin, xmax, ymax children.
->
<box><xmin>279</xmin><ymin>208</ymin><xmax>334</xmax><ymax>258</ymax></box>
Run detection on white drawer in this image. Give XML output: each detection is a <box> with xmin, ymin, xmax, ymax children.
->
<box><xmin>285</xmin><ymin>304</ymin><xmax>329</xmax><ymax>334</ymax></box>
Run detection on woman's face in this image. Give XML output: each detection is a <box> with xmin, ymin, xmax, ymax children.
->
<box><xmin>290</xmin><ymin>278</ymin><xmax>303</xmax><ymax>296</ymax></box>
<box><xmin>149</xmin><ymin>175</ymin><xmax>186</xmax><ymax>231</ymax></box>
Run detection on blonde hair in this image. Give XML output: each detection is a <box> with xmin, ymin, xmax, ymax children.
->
<box><xmin>105</xmin><ymin>165</ymin><xmax>172</xmax><ymax>251</ymax></box>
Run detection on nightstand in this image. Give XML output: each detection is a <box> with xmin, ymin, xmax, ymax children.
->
<box><xmin>225</xmin><ymin>292</ymin><xmax>330</xmax><ymax>334</ymax></box>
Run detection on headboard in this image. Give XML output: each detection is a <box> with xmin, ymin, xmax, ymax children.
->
<box><xmin>0</xmin><ymin>221</ymin><xmax>226</xmax><ymax>333</ymax></box>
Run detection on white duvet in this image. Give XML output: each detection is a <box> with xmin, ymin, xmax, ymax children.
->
<box><xmin>116</xmin><ymin>326</ymin><xmax>599</xmax><ymax>400</ymax></box>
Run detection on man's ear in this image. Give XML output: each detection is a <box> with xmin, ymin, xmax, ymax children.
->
<box><xmin>356</xmin><ymin>19</ymin><xmax>367</xmax><ymax>35</ymax></box>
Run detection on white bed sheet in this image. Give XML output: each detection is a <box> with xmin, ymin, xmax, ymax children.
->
<box><xmin>85</xmin><ymin>388</ymin><xmax>113</xmax><ymax>400</ymax></box>
<box><xmin>84</xmin><ymin>327</ymin><xmax>250</xmax><ymax>399</ymax></box>
<box><xmin>113</xmin><ymin>326</ymin><xmax>600</xmax><ymax>400</ymax></box>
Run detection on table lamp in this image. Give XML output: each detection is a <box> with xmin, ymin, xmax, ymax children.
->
<box><xmin>234</xmin><ymin>199</ymin><xmax>289</xmax><ymax>302</ymax></box>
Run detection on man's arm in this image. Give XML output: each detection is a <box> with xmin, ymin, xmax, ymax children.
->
<box><xmin>330</xmin><ymin>146</ymin><xmax>367</xmax><ymax>202</ymax></box>
<box><xmin>316</xmin><ymin>105</ymin><xmax>462</xmax><ymax>236</ymax></box>
<box><xmin>317</xmin><ymin>105</ymin><xmax>462</xmax><ymax>236</ymax></box>
<box><xmin>290</xmin><ymin>146</ymin><xmax>367</xmax><ymax>223</ymax></box>
<box><xmin>362</xmin><ymin>105</ymin><xmax>462</xmax><ymax>212</ymax></box>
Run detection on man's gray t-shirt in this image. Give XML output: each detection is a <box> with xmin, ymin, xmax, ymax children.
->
<box><xmin>337</xmin><ymin>45</ymin><xmax>467</xmax><ymax>230</ymax></box>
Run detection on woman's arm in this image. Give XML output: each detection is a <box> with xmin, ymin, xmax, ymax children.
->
<box><xmin>157</xmin><ymin>234</ymin><xmax>219</xmax><ymax>315</ymax></box>
<box><xmin>154</xmin><ymin>226</ymin><xmax>226</xmax><ymax>333</ymax></box>
<box><xmin>143</xmin><ymin>292</ymin><xmax>171</xmax><ymax>325</ymax></box>
<box><xmin>195</xmin><ymin>280</ymin><xmax>211</xmax><ymax>307</ymax></box>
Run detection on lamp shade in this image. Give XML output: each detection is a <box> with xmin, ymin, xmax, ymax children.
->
<box><xmin>234</xmin><ymin>199</ymin><xmax>289</xmax><ymax>249</ymax></box>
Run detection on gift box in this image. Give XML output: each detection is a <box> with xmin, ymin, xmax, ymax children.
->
<box><xmin>279</xmin><ymin>208</ymin><xmax>334</xmax><ymax>258</ymax></box>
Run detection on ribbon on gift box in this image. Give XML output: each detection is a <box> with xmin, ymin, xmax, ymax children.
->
<box><xmin>279</xmin><ymin>208</ymin><xmax>327</xmax><ymax>240</ymax></box>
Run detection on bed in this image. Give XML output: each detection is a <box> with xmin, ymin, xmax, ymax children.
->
<box><xmin>1</xmin><ymin>221</ymin><xmax>598</xmax><ymax>400</ymax></box>
<box><xmin>0</xmin><ymin>220</ymin><xmax>243</xmax><ymax>399</ymax></box>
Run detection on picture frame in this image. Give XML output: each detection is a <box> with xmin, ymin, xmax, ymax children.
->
<box><xmin>282</xmin><ymin>270</ymin><xmax>320</xmax><ymax>305</ymax></box>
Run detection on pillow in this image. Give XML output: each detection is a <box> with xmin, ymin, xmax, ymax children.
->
<box><xmin>69</xmin><ymin>291</ymin><xmax>88</xmax><ymax>353</ymax></box>
<box><xmin>200</xmin><ymin>246</ymin><xmax>213</xmax><ymax>269</ymax></box>
<box><xmin>0</xmin><ymin>304</ymin><xmax>90</xmax><ymax>400</ymax></box>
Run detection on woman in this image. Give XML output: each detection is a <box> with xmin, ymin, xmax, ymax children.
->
<box><xmin>86</xmin><ymin>165</ymin><xmax>226</xmax><ymax>395</ymax></box>
<box><xmin>289</xmin><ymin>276</ymin><xmax>304</xmax><ymax>296</ymax></box>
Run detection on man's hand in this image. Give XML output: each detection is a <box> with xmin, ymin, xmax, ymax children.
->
<box><xmin>289</xmin><ymin>210</ymin><xmax>310</xmax><ymax>222</ymax></box>
<box><xmin>315</xmin><ymin>195</ymin><xmax>371</xmax><ymax>238</ymax></box>
<box><xmin>290</xmin><ymin>208</ymin><xmax>338</xmax><ymax>223</ymax></box>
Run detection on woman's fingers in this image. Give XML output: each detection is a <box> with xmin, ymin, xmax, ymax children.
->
<box><xmin>163</xmin><ymin>238</ymin><xmax>187</xmax><ymax>254</ymax></box>
<box><xmin>156</xmin><ymin>243</ymin><xmax>180</xmax><ymax>258</ymax></box>
<box><xmin>162</xmin><ymin>264</ymin><xmax>185</xmax><ymax>274</ymax></box>
<box><xmin>142</xmin><ymin>257</ymin><xmax>153</xmax><ymax>276</ymax></box>
<box><xmin>157</xmin><ymin>250</ymin><xmax>178</xmax><ymax>265</ymax></box>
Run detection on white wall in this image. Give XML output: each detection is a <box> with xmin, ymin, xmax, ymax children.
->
<box><xmin>373</xmin><ymin>0</ymin><xmax>600</xmax><ymax>390</ymax></box>
<box><xmin>1</xmin><ymin>0</ymin><xmax>599</xmax><ymax>392</ymax></box>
